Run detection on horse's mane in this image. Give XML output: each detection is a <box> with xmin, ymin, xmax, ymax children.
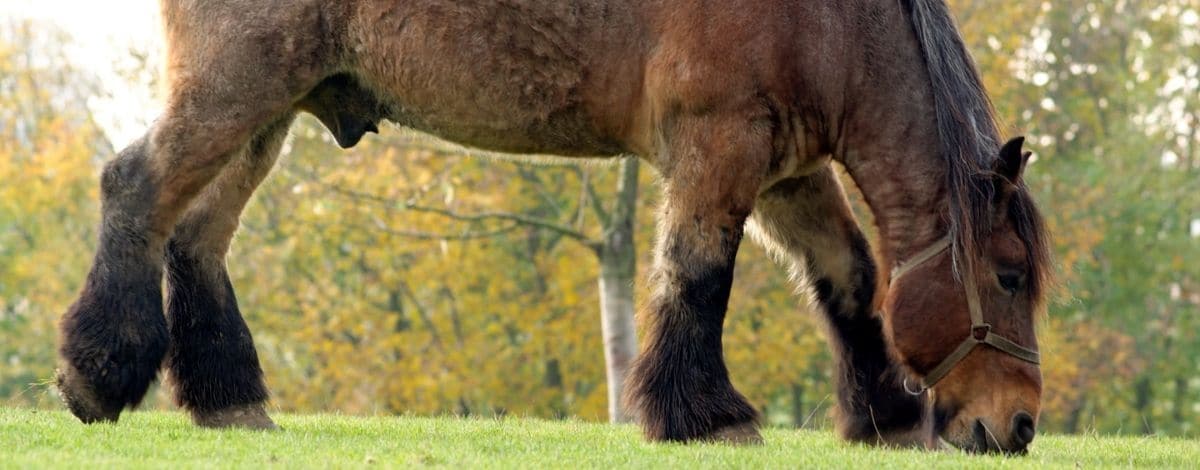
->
<box><xmin>902</xmin><ymin>0</ymin><xmax>1053</xmax><ymax>300</ymax></box>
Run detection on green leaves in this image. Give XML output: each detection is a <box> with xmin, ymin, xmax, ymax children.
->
<box><xmin>956</xmin><ymin>0</ymin><xmax>1200</xmax><ymax>435</ymax></box>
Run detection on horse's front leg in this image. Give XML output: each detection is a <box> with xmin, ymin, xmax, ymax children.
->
<box><xmin>625</xmin><ymin>112</ymin><xmax>770</xmax><ymax>443</ymax></box>
<box><xmin>750</xmin><ymin>167</ymin><xmax>932</xmax><ymax>447</ymax></box>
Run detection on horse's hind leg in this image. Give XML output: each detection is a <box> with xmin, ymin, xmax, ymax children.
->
<box><xmin>625</xmin><ymin>113</ymin><xmax>770</xmax><ymax>443</ymax></box>
<box><xmin>57</xmin><ymin>11</ymin><xmax>320</xmax><ymax>422</ymax></box>
<box><xmin>749</xmin><ymin>167</ymin><xmax>930</xmax><ymax>447</ymax></box>
<box><xmin>163</xmin><ymin>115</ymin><xmax>295</xmax><ymax>429</ymax></box>
<box><xmin>57</xmin><ymin>114</ymin><xmax>295</xmax><ymax>423</ymax></box>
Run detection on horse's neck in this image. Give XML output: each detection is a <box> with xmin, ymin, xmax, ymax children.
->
<box><xmin>842</xmin><ymin>139</ymin><xmax>948</xmax><ymax>272</ymax></box>
<box><xmin>833</xmin><ymin>4</ymin><xmax>952</xmax><ymax>271</ymax></box>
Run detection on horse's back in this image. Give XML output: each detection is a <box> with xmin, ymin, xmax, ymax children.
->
<box><xmin>339</xmin><ymin>0</ymin><xmax>842</xmax><ymax>158</ymax></box>
<box><xmin>159</xmin><ymin>0</ymin><xmax>867</xmax><ymax>160</ymax></box>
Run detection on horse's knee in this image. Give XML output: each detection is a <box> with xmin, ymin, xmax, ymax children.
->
<box><xmin>100</xmin><ymin>137</ymin><xmax>157</xmax><ymax>207</ymax></box>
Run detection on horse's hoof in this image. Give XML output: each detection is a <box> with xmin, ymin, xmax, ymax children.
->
<box><xmin>843</xmin><ymin>419</ymin><xmax>938</xmax><ymax>450</ymax></box>
<box><xmin>55</xmin><ymin>365</ymin><xmax>120</xmax><ymax>424</ymax></box>
<box><xmin>874</xmin><ymin>425</ymin><xmax>936</xmax><ymax>449</ymax></box>
<box><xmin>707</xmin><ymin>422</ymin><xmax>764</xmax><ymax>445</ymax></box>
<box><xmin>192</xmin><ymin>403</ymin><xmax>278</xmax><ymax>430</ymax></box>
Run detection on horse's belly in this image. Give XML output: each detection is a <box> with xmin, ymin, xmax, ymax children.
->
<box><xmin>349</xmin><ymin>1</ymin><xmax>627</xmax><ymax>156</ymax></box>
<box><xmin>377</xmin><ymin>97</ymin><xmax>621</xmax><ymax>157</ymax></box>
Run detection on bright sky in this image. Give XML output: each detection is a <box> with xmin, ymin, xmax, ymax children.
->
<box><xmin>1</xmin><ymin>0</ymin><xmax>161</xmax><ymax>147</ymax></box>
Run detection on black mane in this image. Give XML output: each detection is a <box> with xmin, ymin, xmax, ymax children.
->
<box><xmin>903</xmin><ymin>0</ymin><xmax>1054</xmax><ymax>299</ymax></box>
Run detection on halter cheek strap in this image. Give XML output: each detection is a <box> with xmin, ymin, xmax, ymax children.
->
<box><xmin>888</xmin><ymin>235</ymin><xmax>1041</xmax><ymax>396</ymax></box>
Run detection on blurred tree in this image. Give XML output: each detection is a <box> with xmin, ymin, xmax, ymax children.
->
<box><xmin>0</xmin><ymin>20</ymin><xmax>105</xmax><ymax>406</ymax></box>
<box><xmin>232</xmin><ymin>120</ymin><xmax>830</xmax><ymax>424</ymax></box>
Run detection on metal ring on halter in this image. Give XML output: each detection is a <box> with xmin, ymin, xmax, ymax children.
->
<box><xmin>902</xmin><ymin>378</ymin><xmax>927</xmax><ymax>396</ymax></box>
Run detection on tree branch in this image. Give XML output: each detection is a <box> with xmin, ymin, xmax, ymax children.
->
<box><xmin>400</xmin><ymin>203</ymin><xmax>600</xmax><ymax>251</ymax></box>
<box><xmin>577</xmin><ymin>167</ymin><xmax>612</xmax><ymax>228</ymax></box>
<box><xmin>399</xmin><ymin>281</ymin><xmax>445</xmax><ymax>353</ymax></box>
<box><xmin>371</xmin><ymin>219</ymin><xmax>523</xmax><ymax>241</ymax></box>
<box><xmin>284</xmin><ymin>164</ymin><xmax>601</xmax><ymax>251</ymax></box>
<box><xmin>516</xmin><ymin>166</ymin><xmax>567</xmax><ymax>219</ymax></box>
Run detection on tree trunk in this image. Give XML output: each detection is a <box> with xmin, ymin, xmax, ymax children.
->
<box><xmin>597</xmin><ymin>159</ymin><xmax>639</xmax><ymax>423</ymax></box>
<box><xmin>1134</xmin><ymin>376</ymin><xmax>1154</xmax><ymax>434</ymax></box>
<box><xmin>1172</xmin><ymin>376</ymin><xmax>1187</xmax><ymax>425</ymax></box>
<box><xmin>1065</xmin><ymin>397</ymin><xmax>1086</xmax><ymax>434</ymax></box>
<box><xmin>791</xmin><ymin>382</ymin><xmax>805</xmax><ymax>428</ymax></box>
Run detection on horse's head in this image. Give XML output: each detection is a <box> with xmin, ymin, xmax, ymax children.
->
<box><xmin>882</xmin><ymin>137</ymin><xmax>1052</xmax><ymax>454</ymax></box>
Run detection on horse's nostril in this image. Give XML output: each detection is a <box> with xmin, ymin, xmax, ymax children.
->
<box><xmin>972</xmin><ymin>419</ymin><xmax>991</xmax><ymax>452</ymax></box>
<box><xmin>1012</xmin><ymin>412</ymin><xmax>1036</xmax><ymax>448</ymax></box>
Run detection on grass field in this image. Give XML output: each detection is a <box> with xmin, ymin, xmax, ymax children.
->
<box><xmin>1</xmin><ymin>407</ymin><xmax>1195</xmax><ymax>468</ymax></box>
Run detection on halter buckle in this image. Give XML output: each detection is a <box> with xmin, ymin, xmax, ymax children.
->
<box><xmin>972</xmin><ymin>324</ymin><xmax>991</xmax><ymax>341</ymax></box>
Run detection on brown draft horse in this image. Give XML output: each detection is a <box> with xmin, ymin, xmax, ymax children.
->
<box><xmin>56</xmin><ymin>0</ymin><xmax>1052</xmax><ymax>454</ymax></box>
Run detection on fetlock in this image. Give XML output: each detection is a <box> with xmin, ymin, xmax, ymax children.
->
<box><xmin>626</xmin><ymin>350</ymin><xmax>760</xmax><ymax>443</ymax></box>
<box><xmin>191</xmin><ymin>403</ymin><xmax>277</xmax><ymax>430</ymax></box>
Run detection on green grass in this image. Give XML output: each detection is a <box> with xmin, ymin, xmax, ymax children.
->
<box><xmin>1</xmin><ymin>407</ymin><xmax>1195</xmax><ymax>469</ymax></box>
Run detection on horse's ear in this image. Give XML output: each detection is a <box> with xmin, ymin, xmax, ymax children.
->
<box><xmin>995</xmin><ymin>136</ymin><xmax>1031</xmax><ymax>185</ymax></box>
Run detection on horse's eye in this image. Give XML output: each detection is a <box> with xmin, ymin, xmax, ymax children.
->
<box><xmin>997</xmin><ymin>270</ymin><xmax>1026</xmax><ymax>293</ymax></box>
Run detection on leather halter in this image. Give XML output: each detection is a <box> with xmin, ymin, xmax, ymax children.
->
<box><xmin>888</xmin><ymin>235</ymin><xmax>1041</xmax><ymax>395</ymax></box>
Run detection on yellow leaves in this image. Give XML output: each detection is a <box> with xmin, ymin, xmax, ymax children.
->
<box><xmin>1037</xmin><ymin>314</ymin><xmax>1144</xmax><ymax>430</ymax></box>
<box><xmin>0</xmin><ymin>25</ymin><xmax>107</xmax><ymax>409</ymax></box>
<box><xmin>233</xmin><ymin>121</ymin><xmax>617</xmax><ymax>419</ymax></box>
<box><xmin>233</xmin><ymin>125</ymin><xmax>839</xmax><ymax>422</ymax></box>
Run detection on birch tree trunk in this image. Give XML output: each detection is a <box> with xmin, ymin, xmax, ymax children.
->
<box><xmin>597</xmin><ymin>158</ymin><xmax>639</xmax><ymax>423</ymax></box>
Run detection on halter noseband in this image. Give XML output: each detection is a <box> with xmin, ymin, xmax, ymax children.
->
<box><xmin>889</xmin><ymin>235</ymin><xmax>1040</xmax><ymax>396</ymax></box>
